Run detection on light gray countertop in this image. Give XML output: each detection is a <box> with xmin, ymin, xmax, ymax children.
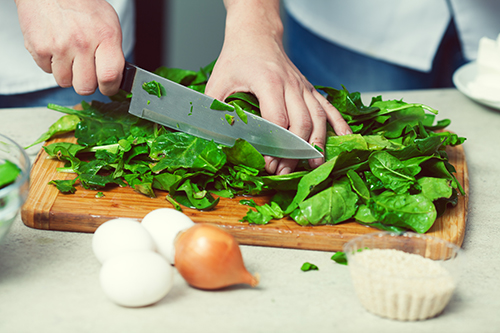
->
<box><xmin>0</xmin><ymin>88</ymin><xmax>499</xmax><ymax>333</ymax></box>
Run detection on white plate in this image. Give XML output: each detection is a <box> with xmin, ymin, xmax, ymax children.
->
<box><xmin>452</xmin><ymin>61</ymin><xmax>500</xmax><ymax>110</ymax></box>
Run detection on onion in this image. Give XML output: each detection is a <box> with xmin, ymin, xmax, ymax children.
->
<box><xmin>174</xmin><ymin>224</ymin><xmax>259</xmax><ymax>290</ymax></box>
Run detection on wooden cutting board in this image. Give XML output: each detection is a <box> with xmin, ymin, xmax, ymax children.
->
<box><xmin>21</xmin><ymin>133</ymin><xmax>468</xmax><ymax>253</ymax></box>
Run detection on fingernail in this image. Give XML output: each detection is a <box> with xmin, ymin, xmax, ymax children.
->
<box><xmin>267</xmin><ymin>158</ymin><xmax>278</xmax><ymax>174</ymax></box>
<box><xmin>278</xmin><ymin>167</ymin><xmax>292</xmax><ymax>175</ymax></box>
<box><xmin>310</xmin><ymin>157</ymin><xmax>324</xmax><ymax>168</ymax></box>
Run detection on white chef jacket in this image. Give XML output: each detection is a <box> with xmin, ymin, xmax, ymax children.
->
<box><xmin>284</xmin><ymin>0</ymin><xmax>500</xmax><ymax>72</ymax></box>
<box><xmin>0</xmin><ymin>0</ymin><xmax>135</xmax><ymax>95</ymax></box>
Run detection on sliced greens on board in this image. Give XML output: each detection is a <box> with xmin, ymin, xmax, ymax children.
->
<box><xmin>30</xmin><ymin>60</ymin><xmax>465</xmax><ymax>234</ymax></box>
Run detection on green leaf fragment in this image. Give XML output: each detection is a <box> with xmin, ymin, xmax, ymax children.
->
<box><xmin>232</xmin><ymin>102</ymin><xmax>248</xmax><ymax>124</ymax></box>
<box><xmin>48</xmin><ymin>178</ymin><xmax>78</xmax><ymax>194</ymax></box>
<box><xmin>301</xmin><ymin>262</ymin><xmax>319</xmax><ymax>271</ymax></box>
<box><xmin>210</xmin><ymin>99</ymin><xmax>235</xmax><ymax>111</ymax></box>
<box><xmin>25</xmin><ymin>114</ymin><xmax>80</xmax><ymax>149</ymax></box>
<box><xmin>225</xmin><ymin>114</ymin><xmax>235</xmax><ymax>125</ymax></box>
<box><xmin>0</xmin><ymin>160</ymin><xmax>20</xmax><ymax>188</ymax></box>
<box><xmin>331</xmin><ymin>252</ymin><xmax>348</xmax><ymax>265</ymax></box>
<box><xmin>142</xmin><ymin>81</ymin><xmax>166</xmax><ymax>98</ymax></box>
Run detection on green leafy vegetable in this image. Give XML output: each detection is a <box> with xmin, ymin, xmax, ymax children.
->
<box><xmin>0</xmin><ymin>160</ymin><xmax>20</xmax><ymax>188</ymax></box>
<box><xmin>301</xmin><ymin>262</ymin><xmax>319</xmax><ymax>271</ymax></box>
<box><xmin>142</xmin><ymin>81</ymin><xmax>166</xmax><ymax>98</ymax></box>
<box><xmin>225</xmin><ymin>114</ymin><xmax>235</xmax><ymax>125</ymax></box>
<box><xmin>25</xmin><ymin>115</ymin><xmax>80</xmax><ymax>149</ymax></box>
<box><xmin>29</xmin><ymin>60</ymin><xmax>466</xmax><ymax>234</ymax></box>
<box><xmin>330</xmin><ymin>252</ymin><xmax>348</xmax><ymax>265</ymax></box>
<box><xmin>48</xmin><ymin>178</ymin><xmax>78</xmax><ymax>194</ymax></box>
<box><xmin>232</xmin><ymin>102</ymin><xmax>248</xmax><ymax>124</ymax></box>
<box><xmin>210</xmin><ymin>99</ymin><xmax>235</xmax><ymax>111</ymax></box>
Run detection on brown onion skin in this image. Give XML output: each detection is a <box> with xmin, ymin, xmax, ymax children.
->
<box><xmin>174</xmin><ymin>224</ymin><xmax>259</xmax><ymax>290</ymax></box>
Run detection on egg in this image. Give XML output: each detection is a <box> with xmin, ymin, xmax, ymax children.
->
<box><xmin>92</xmin><ymin>218</ymin><xmax>155</xmax><ymax>264</ymax></box>
<box><xmin>100</xmin><ymin>251</ymin><xmax>174</xmax><ymax>307</ymax></box>
<box><xmin>141</xmin><ymin>208</ymin><xmax>195</xmax><ymax>264</ymax></box>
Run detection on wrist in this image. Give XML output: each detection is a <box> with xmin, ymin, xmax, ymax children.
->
<box><xmin>223</xmin><ymin>0</ymin><xmax>283</xmax><ymax>42</ymax></box>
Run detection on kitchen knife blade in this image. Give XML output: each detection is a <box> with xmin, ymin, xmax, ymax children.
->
<box><xmin>120</xmin><ymin>62</ymin><xmax>323</xmax><ymax>159</ymax></box>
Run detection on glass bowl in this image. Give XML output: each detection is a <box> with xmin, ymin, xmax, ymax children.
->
<box><xmin>344</xmin><ymin>231</ymin><xmax>462</xmax><ymax>321</ymax></box>
<box><xmin>0</xmin><ymin>134</ymin><xmax>31</xmax><ymax>244</ymax></box>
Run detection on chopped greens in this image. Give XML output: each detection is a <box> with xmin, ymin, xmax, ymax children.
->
<box><xmin>225</xmin><ymin>114</ymin><xmax>235</xmax><ymax>125</ymax></box>
<box><xmin>301</xmin><ymin>262</ymin><xmax>319</xmax><ymax>271</ymax></box>
<box><xmin>142</xmin><ymin>80</ymin><xmax>166</xmax><ymax>98</ymax></box>
<box><xmin>331</xmin><ymin>252</ymin><xmax>348</xmax><ymax>265</ymax></box>
<box><xmin>232</xmin><ymin>102</ymin><xmax>248</xmax><ymax>124</ymax></box>
<box><xmin>30</xmin><ymin>61</ymin><xmax>466</xmax><ymax>233</ymax></box>
<box><xmin>0</xmin><ymin>160</ymin><xmax>20</xmax><ymax>188</ymax></box>
<box><xmin>210</xmin><ymin>99</ymin><xmax>235</xmax><ymax>111</ymax></box>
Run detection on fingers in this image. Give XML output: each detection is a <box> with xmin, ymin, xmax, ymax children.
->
<box><xmin>271</xmin><ymin>84</ymin><xmax>313</xmax><ymax>174</ymax></box>
<box><xmin>255</xmin><ymin>83</ymin><xmax>289</xmax><ymax>175</ymax></box>
<box><xmin>72</xmin><ymin>52</ymin><xmax>97</xmax><ymax>95</ymax></box>
<box><xmin>28</xmin><ymin>45</ymin><xmax>53</xmax><ymax>74</ymax></box>
<box><xmin>50</xmin><ymin>55</ymin><xmax>74</xmax><ymax>88</ymax></box>
<box><xmin>261</xmin><ymin>85</ymin><xmax>351</xmax><ymax>175</ymax></box>
<box><xmin>302</xmin><ymin>90</ymin><xmax>328</xmax><ymax>169</ymax></box>
<box><xmin>314</xmin><ymin>90</ymin><xmax>352</xmax><ymax>136</ymax></box>
<box><xmin>95</xmin><ymin>39</ymin><xmax>124</xmax><ymax>96</ymax></box>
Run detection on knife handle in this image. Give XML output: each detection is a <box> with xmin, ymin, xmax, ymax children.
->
<box><xmin>120</xmin><ymin>62</ymin><xmax>137</xmax><ymax>93</ymax></box>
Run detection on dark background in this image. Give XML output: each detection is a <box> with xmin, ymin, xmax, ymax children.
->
<box><xmin>134</xmin><ymin>0</ymin><xmax>167</xmax><ymax>72</ymax></box>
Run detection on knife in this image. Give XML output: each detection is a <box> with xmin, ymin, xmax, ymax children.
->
<box><xmin>119</xmin><ymin>62</ymin><xmax>323</xmax><ymax>159</ymax></box>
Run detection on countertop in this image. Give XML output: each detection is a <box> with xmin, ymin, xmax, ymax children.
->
<box><xmin>0</xmin><ymin>88</ymin><xmax>499</xmax><ymax>333</ymax></box>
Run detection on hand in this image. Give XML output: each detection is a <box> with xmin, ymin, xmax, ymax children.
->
<box><xmin>205</xmin><ymin>0</ymin><xmax>352</xmax><ymax>175</ymax></box>
<box><xmin>15</xmin><ymin>0</ymin><xmax>124</xmax><ymax>96</ymax></box>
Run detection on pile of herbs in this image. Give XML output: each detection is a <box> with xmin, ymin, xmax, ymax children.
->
<box><xmin>30</xmin><ymin>61</ymin><xmax>465</xmax><ymax>234</ymax></box>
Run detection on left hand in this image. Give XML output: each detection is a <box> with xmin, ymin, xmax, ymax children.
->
<box><xmin>205</xmin><ymin>0</ymin><xmax>352</xmax><ymax>175</ymax></box>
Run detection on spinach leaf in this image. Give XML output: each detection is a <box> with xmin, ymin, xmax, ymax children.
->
<box><xmin>301</xmin><ymin>262</ymin><xmax>319</xmax><ymax>271</ymax></box>
<box><xmin>223</xmin><ymin>138</ymin><xmax>265</xmax><ymax>170</ymax></box>
<box><xmin>417</xmin><ymin>177</ymin><xmax>452</xmax><ymax>201</ymax></box>
<box><xmin>368</xmin><ymin>191</ymin><xmax>436</xmax><ymax>233</ymax></box>
<box><xmin>210</xmin><ymin>99</ymin><xmax>235</xmax><ymax>111</ymax></box>
<box><xmin>284</xmin><ymin>158</ymin><xmax>337</xmax><ymax>214</ymax></box>
<box><xmin>325</xmin><ymin>134</ymin><xmax>368</xmax><ymax>160</ymax></box>
<box><xmin>176</xmin><ymin>179</ymin><xmax>219</xmax><ymax>210</ymax></box>
<box><xmin>0</xmin><ymin>160</ymin><xmax>20</xmax><ymax>188</ymax></box>
<box><xmin>150</xmin><ymin>133</ymin><xmax>225</xmax><ymax>173</ymax></box>
<box><xmin>368</xmin><ymin>151</ymin><xmax>416</xmax><ymax>194</ymax></box>
<box><xmin>330</xmin><ymin>252</ymin><xmax>348</xmax><ymax>265</ymax></box>
<box><xmin>225</xmin><ymin>114</ymin><xmax>235</xmax><ymax>125</ymax></box>
<box><xmin>239</xmin><ymin>199</ymin><xmax>284</xmax><ymax>225</ymax></box>
<box><xmin>25</xmin><ymin>115</ymin><xmax>80</xmax><ymax>149</ymax></box>
<box><xmin>290</xmin><ymin>177</ymin><xmax>358</xmax><ymax>226</ymax></box>
<box><xmin>347</xmin><ymin>169</ymin><xmax>370</xmax><ymax>201</ymax></box>
<box><xmin>48</xmin><ymin>178</ymin><xmax>78</xmax><ymax>193</ymax></box>
<box><xmin>142</xmin><ymin>81</ymin><xmax>166</xmax><ymax>98</ymax></box>
<box><xmin>233</xmin><ymin>102</ymin><xmax>248</xmax><ymax>124</ymax></box>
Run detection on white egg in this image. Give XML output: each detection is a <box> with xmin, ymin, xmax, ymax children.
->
<box><xmin>141</xmin><ymin>208</ymin><xmax>195</xmax><ymax>264</ymax></box>
<box><xmin>100</xmin><ymin>251</ymin><xmax>174</xmax><ymax>307</ymax></box>
<box><xmin>92</xmin><ymin>218</ymin><xmax>155</xmax><ymax>264</ymax></box>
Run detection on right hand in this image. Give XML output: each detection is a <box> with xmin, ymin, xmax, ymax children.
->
<box><xmin>15</xmin><ymin>0</ymin><xmax>125</xmax><ymax>96</ymax></box>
